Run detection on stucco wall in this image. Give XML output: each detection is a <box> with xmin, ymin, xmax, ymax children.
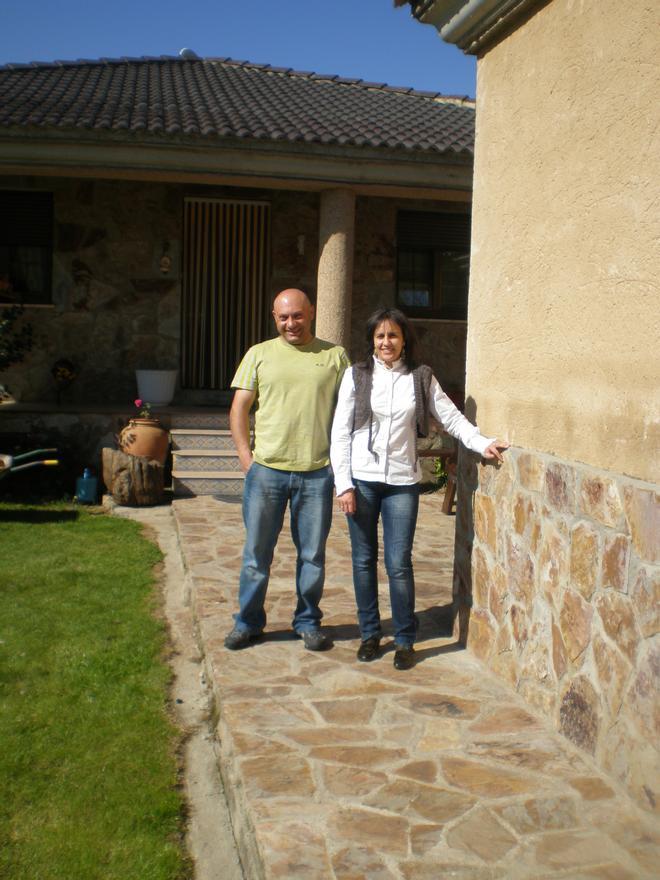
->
<box><xmin>453</xmin><ymin>0</ymin><xmax>660</xmax><ymax>815</ymax></box>
<box><xmin>467</xmin><ymin>0</ymin><xmax>660</xmax><ymax>483</ymax></box>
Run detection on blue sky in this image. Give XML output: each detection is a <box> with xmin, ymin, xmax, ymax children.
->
<box><xmin>1</xmin><ymin>0</ymin><xmax>476</xmax><ymax>97</ymax></box>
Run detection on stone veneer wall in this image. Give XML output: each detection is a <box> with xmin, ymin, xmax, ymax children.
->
<box><xmin>2</xmin><ymin>178</ymin><xmax>469</xmax><ymax>404</ymax></box>
<box><xmin>0</xmin><ymin>177</ymin><xmax>321</xmax><ymax>405</ymax></box>
<box><xmin>2</xmin><ymin>176</ymin><xmax>182</xmax><ymax>404</ymax></box>
<box><xmin>453</xmin><ymin>445</ymin><xmax>659</xmax><ymax>812</ymax></box>
<box><xmin>0</xmin><ymin>407</ymin><xmax>132</xmax><ymax>486</ymax></box>
<box><xmin>351</xmin><ymin>195</ymin><xmax>469</xmax><ymax>397</ymax></box>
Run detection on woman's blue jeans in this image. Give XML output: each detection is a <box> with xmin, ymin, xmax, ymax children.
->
<box><xmin>347</xmin><ymin>479</ymin><xmax>420</xmax><ymax>648</ymax></box>
<box><xmin>234</xmin><ymin>462</ymin><xmax>334</xmax><ymax>635</ymax></box>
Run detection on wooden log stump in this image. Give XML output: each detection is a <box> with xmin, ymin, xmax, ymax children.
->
<box><xmin>102</xmin><ymin>448</ymin><xmax>164</xmax><ymax>506</ymax></box>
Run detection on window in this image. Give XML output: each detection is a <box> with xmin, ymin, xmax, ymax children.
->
<box><xmin>396</xmin><ymin>209</ymin><xmax>471</xmax><ymax>320</ymax></box>
<box><xmin>0</xmin><ymin>191</ymin><xmax>53</xmax><ymax>305</ymax></box>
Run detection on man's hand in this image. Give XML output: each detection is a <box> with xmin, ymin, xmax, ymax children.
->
<box><xmin>337</xmin><ymin>488</ymin><xmax>356</xmax><ymax>515</ymax></box>
<box><xmin>238</xmin><ymin>449</ymin><xmax>254</xmax><ymax>474</ymax></box>
<box><xmin>482</xmin><ymin>440</ymin><xmax>509</xmax><ymax>463</ymax></box>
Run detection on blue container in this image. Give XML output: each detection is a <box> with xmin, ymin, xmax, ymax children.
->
<box><xmin>76</xmin><ymin>468</ymin><xmax>98</xmax><ymax>504</ymax></box>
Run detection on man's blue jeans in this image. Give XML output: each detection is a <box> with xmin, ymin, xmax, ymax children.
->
<box><xmin>347</xmin><ymin>479</ymin><xmax>420</xmax><ymax>648</ymax></box>
<box><xmin>234</xmin><ymin>462</ymin><xmax>334</xmax><ymax>635</ymax></box>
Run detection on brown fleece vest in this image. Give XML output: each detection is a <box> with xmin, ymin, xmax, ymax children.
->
<box><xmin>351</xmin><ymin>363</ymin><xmax>433</xmax><ymax>458</ymax></box>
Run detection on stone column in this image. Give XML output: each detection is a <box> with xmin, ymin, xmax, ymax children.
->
<box><xmin>315</xmin><ymin>188</ymin><xmax>355</xmax><ymax>348</ymax></box>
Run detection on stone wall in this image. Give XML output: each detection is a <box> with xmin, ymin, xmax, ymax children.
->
<box><xmin>1</xmin><ymin>176</ymin><xmax>183</xmax><ymax>404</ymax></box>
<box><xmin>352</xmin><ymin>195</ymin><xmax>468</xmax><ymax>397</ymax></box>
<box><xmin>0</xmin><ymin>177</ymin><xmax>321</xmax><ymax>405</ymax></box>
<box><xmin>453</xmin><ymin>445</ymin><xmax>659</xmax><ymax>812</ymax></box>
<box><xmin>0</xmin><ymin>406</ymin><xmax>130</xmax><ymax>500</ymax></box>
<box><xmin>270</xmin><ymin>189</ymin><xmax>320</xmax><ymax>301</ymax></box>
<box><xmin>1</xmin><ymin>176</ymin><xmax>470</xmax><ymax>404</ymax></box>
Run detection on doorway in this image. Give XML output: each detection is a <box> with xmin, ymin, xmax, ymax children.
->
<box><xmin>181</xmin><ymin>198</ymin><xmax>271</xmax><ymax>390</ymax></box>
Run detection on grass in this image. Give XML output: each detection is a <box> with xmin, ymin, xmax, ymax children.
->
<box><xmin>0</xmin><ymin>503</ymin><xmax>190</xmax><ymax>880</ymax></box>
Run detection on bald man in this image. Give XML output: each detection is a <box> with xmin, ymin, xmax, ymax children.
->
<box><xmin>224</xmin><ymin>289</ymin><xmax>350</xmax><ymax>652</ymax></box>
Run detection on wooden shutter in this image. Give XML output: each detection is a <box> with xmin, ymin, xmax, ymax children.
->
<box><xmin>397</xmin><ymin>210</ymin><xmax>471</xmax><ymax>252</ymax></box>
<box><xmin>182</xmin><ymin>198</ymin><xmax>271</xmax><ymax>389</ymax></box>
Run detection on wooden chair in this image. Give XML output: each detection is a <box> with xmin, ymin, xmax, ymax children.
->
<box><xmin>417</xmin><ymin>431</ymin><xmax>457</xmax><ymax>515</ymax></box>
<box><xmin>442</xmin><ymin>457</ymin><xmax>457</xmax><ymax>514</ymax></box>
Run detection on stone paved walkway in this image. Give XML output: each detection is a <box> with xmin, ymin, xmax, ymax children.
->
<box><xmin>173</xmin><ymin>493</ymin><xmax>659</xmax><ymax>879</ymax></box>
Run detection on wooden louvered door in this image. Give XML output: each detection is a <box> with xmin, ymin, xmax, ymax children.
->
<box><xmin>182</xmin><ymin>198</ymin><xmax>271</xmax><ymax>389</ymax></box>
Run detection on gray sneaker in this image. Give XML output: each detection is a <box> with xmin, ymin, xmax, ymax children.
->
<box><xmin>301</xmin><ymin>630</ymin><xmax>330</xmax><ymax>651</ymax></box>
<box><xmin>224</xmin><ymin>627</ymin><xmax>260</xmax><ymax>650</ymax></box>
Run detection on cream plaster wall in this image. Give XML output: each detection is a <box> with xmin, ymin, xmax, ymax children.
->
<box><xmin>467</xmin><ymin>0</ymin><xmax>660</xmax><ymax>483</ymax></box>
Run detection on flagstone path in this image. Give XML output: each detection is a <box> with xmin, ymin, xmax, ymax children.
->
<box><xmin>173</xmin><ymin>493</ymin><xmax>659</xmax><ymax>879</ymax></box>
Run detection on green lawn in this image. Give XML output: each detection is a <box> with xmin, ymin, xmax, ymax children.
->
<box><xmin>0</xmin><ymin>504</ymin><xmax>190</xmax><ymax>880</ymax></box>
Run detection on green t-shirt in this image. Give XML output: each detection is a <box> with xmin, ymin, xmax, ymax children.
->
<box><xmin>231</xmin><ymin>336</ymin><xmax>350</xmax><ymax>471</ymax></box>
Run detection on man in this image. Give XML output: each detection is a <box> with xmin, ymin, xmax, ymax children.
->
<box><xmin>224</xmin><ymin>288</ymin><xmax>350</xmax><ymax>651</ymax></box>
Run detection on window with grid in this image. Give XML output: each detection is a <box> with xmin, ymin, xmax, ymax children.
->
<box><xmin>396</xmin><ymin>209</ymin><xmax>470</xmax><ymax>320</ymax></box>
<box><xmin>0</xmin><ymin>191</ymin><xmax>53</xmax><ymax>305</ymax></box>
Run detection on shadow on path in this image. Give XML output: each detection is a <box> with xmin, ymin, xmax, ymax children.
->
<box><xmin>253</xmin><ymin>603</ymin><xmax>459</xmax><ymax>666</ymax></box>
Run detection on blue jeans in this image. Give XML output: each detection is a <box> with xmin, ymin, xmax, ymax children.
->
<box><xmin>347</xmin><ymin>480</ymin><xmax>420</xmax><ymax>648</ymax></box>
<box><xmin>234</xmin><ymin>462</ymin><xmax>334</xmax><ymax>635</ymax></box>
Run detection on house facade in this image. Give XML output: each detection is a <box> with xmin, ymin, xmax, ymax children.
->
<box><xmin>401</xmin><ymin>0</ymin><xmax>660</xmax><ymax>813</ymax></box>
<box><xmin>0</xmin><ymin>57</ymin><xmax>475</xmax><ymax>410</ymax></box>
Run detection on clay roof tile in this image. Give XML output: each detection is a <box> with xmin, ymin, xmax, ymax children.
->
<box><xmin>0</xmin><ymin>55</ymin><xmax>474</xmax><ymax>156</ymax></box>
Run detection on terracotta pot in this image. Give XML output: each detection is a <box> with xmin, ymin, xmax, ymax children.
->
<box><xmin>119</xmin><ymin>418</ymin><xmax>169</xmax><ymax>464</ymax></box>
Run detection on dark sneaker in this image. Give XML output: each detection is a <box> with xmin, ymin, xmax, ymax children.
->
<box><xmin>224</xmin><ymin>627</ymin><xmax>260</xmax><ymax>650</ymax></box>
<box><xmin>393</xmin><ymin>645</ymin><xmax>415</xmax><ymax>670</ymax></box>
<box><xmin>357</xmin><ymin>636</ymin><xmax>381</xmax><ymax>662</ymax></box>
<box><xmin>301</xmin><ymin>630</ymin><xmax>330</xmax><ymax>651</ymax></box>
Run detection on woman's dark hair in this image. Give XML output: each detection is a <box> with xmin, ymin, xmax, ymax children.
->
<box><xmin>360</xmin><ymin>307</ymin><xmax>420</xmax><ymax>373</ymax></box>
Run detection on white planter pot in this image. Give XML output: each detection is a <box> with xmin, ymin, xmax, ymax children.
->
<box><xmin>135</xmin><ymin>369</ymin><xmax>178</xmax><ymax>406</ymax></box>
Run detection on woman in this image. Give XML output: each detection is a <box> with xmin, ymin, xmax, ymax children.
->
<box><xmin>330</xmin><ymin>308</ymin><xmax>507</xmax><ymax>670</ymax></box>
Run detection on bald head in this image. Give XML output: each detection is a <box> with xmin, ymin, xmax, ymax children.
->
<box><xmin>272</xmin><ymin>288</ymin><xmax>315</xmax><ymax>346</ymax></box>
<box><xmin>273</xmin><ymin>288</ymin><xmax>312</xmax><ymax>311</ymax></box>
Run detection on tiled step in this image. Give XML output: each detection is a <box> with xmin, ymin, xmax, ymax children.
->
<box><xmin>172</xmin><ymin>449</ymin><xmax>242</xmax><ymax>472</ymax></box>
<box><xmin>172</xmin><ymin>470</ymin><xmax>245</xmax><ymax>497</ymax></box>
<box><xmin>170</xmin><ymin>413</ymin><xmax>248</xmax><ymax>496</ymax></box>
<box><xmin>170</xmin><ymin>428</ymin><xmax>235</xmax><ymax>451</ymax></box>
<box><xmin>170</xmin><ymin>411</ymin><xmax>230</xmax><ymax>430</ymax></box>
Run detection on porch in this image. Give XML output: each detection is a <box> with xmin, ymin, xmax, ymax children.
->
<box><xmin>0</xmin><ymin>400</ymin><xmax>232</xmax><ymax>497</ymax></box>
<box><xmin>1</xmin><ymin>165</ymin><xmax>471</xmax><ymax>501</ymax></box>
<box><xmin>1</xmin><ymin>58</ymin><xmax>478</xmax><ymax>422</ymax></box>
<box><xmin>1</xmin><ymin>176</ymin><xmax>471</xmax><ymax>410</ymax></box>
<box><xmin>0</xmin><ymin>400</ymin><xmax>458</xmax><ymax>501</ymax></box>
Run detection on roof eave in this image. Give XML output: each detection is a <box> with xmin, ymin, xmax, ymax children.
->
<box><xmin>407</xmin><ymin>0</ymin><xmax>547</xmax><ymax>54</ymax></box>
<box><xmin>0</xmin><ymin>129</ymin><xmax>473</xmax><ymax>196</ymax></box>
